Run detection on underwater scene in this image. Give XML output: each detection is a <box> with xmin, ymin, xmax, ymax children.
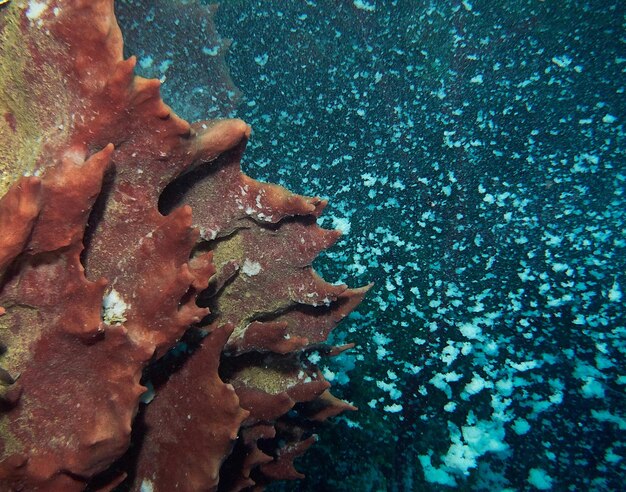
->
<box><xmin>118</xmin><ymin>0</ymin><xmax>626</xmax><ymax>491</ymax></box>
<box><xmin>0</xmin><ymin>0</ymin><xmax>623</xmax><ymax>490</ymax></box>
<box><xmin>116</xmin><ymin>0</ymin><xmax>626</xmax><ymax>491</ymax></box>
<box><xmin>115</xmin><ymin>0</ymin><xmax>626</xmax><ymax>490</ymax></box>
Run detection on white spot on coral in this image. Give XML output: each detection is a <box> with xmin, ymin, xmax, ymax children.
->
<box><xmin>140</xmin><ymin>479</ymin><xmax>154</xmax><ymax>492</ymax></box>
<box><xmin>26</xmin><ymin>1</ymin><xmax>48</xmax><ymax>21</ymax></box>
<box><xmin>102</xmin><ymin>289</ymin><xmax>129</xmax><ymax>325</ymax></box>
<box><xmin>241</xmin><ymin>259</ymin><xmax>262</xmax><ymax>276</ymax></box>
<box><xmin>199</xmin><ymin>227</ymin><xmax>218</xmax><ymax>240</ymax></box>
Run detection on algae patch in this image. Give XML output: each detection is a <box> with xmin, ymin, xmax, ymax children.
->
<box><xmin>0</xmin><ymin>2</ymin><xmax>71</xmax><ymax>197</ymax></box>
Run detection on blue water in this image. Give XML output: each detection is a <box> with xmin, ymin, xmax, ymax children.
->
<box><xmin>118</xmin><ymin>1</ymin><xmax>625</xmax><ymax>490</ymax></box>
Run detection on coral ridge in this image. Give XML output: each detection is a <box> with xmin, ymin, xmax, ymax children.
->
<box><xmin>0</xmin><ymin>1</ymin><xmax>368</xmax><ymax>490</ymax></box>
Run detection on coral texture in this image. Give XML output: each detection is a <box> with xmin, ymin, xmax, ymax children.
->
<box><xmin>0</xmin><ymin>1</ymin><xmax>368</xmax><ymax>490</ymax></box>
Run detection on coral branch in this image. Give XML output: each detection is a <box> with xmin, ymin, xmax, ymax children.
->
<box><xmin>0</xmin><ymin>1</ymin><xmax>368</xmax><ymax>490</ymax></box>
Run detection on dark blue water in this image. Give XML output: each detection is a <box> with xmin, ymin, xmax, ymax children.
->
<box><xmin>118</xmin><ymin>1</ymin><xmax>625</xmax><ymax>490</ymax></box>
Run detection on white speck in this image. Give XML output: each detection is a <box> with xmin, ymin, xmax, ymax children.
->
<box><xmin>458</xmin><ymin>322</ymin><xmax>481</xmax><ymax>340</ymax></box>
<box><xmin>361</xmin><ymin>173</ymin><xmax>377</xmax><ymax>187</ymax></box>
<box><xmin>602</xmin><ymin>114</ymin><xmax>617</xmax><ymax>124</ymax></box>
<box><xmin>254</xmin><ymin>53</ymin><xmax>269</xmax><ymax>66</ymax></box>
<box><xmin>441</xmin><ymin>342</ymin><xmax>460</xmax><ymax>365</ymax></box>
<box><xmin>528</xmin><ymin>468</ymin><xmax>553</xmax><ymax>490</ymax></box>
<box><xmin>26</xmin><ymin>1</ymin><xmax>48</xmax><ymax>20</ymax></box>
<box><xmin>512</xmin><ymin>418</ymin><xmax>530</xmax><ymax>435</ymax></box>
<box><xmin>444</xmin><ymin>402</ymin><xmax>456</xmax><ymax>412</ymax></box>
<box><xmin>376</xmin><ymin>379</ymin><xmax>402</xmax><ymax>400</ymax></box>
<box><xmin>140</xmin><ymin>479</ymin><xmax>154</xmax><ymax>492</ymax></box>
<box><xmin>202</xmin><ymin>46</ymin><xmax>219</xmax><ymax>56</ymax></box>
<box><xmin>102</xmin><ymin>289</ymin><xmax>129</xmax><ymax>325</ymax></box>
<box><xmin>552</xmin><ymin>55</ymin><xmax>572</xmax><ymax>68</ymax></box>
<box><xmin>508</xmin><ymin>359</ymin><xmax>539</xmax><ymax>372</ymax></box>
<box><xmin>332</xmin><ymin>216</ymin><xmax>351</xmax><ymax>235</ymax></box>
<box><xmin>159</xmin><ymin>59</ymin><xmax>173</xmax><ymax>73</ymax></box>
<box><xmin>442</xmin><ymin>420</ymin><xmax>508</xmax><ymax>477</ymax></box>
<box><xmin>419</xmin><ymin>454</ymin><xmax>456</xmax><ymax>486</ymax></box>
<box><xmin>608</xmin><ymin>281</ymin><xmax>622</xmax><ymax>302</ymax></box>
<box><xmin>551</xmin><ymin>262</ymin><xmax>569</xmax><ymax>273</ymax></box>
<box><xmin>322</xmin><ymin>366</ymin><xmax>337</xmax><ymax>382</ymax></box>
<box><xmin>307</xmin><ymin>352</ymin><xmax>321</xmax><ymax>364</ymax></box>
<box><xmin>463</xmin><ymin>374</ymin><xmax>487</xmax><ymax>397</ymax></box>
<box><xmin>139</xmin><ymin>56</ymin><xmax>153</xmax><ymax>69</ymax></box>
<box><xmin>353</xmin><ymin>0</ymin><xmax>375</xmax><ymax>11</ymax></box>
<box><xmin>241</xmin><ymin>259</ymin><xmax>262</xmax><ymax>277</ymax></box>
<box><xmin>581</xmin><ymin>378</ymin><xmax>605</xmax><ymax>398</ymax></box>
<box><xmin>470</xmin><ymin>74</ymin><xmax>483</xmax><ymax>84</ymax></box>
<box><xmin>199</xmin><ymin>227</ymin><xmax>218</xmax><ymax>240</ymax></box>
<box><xmin>383</xmin><ymin>403</ymin><xmax>403</xmax><ymax>413</ymax></box>
<box><xmin>591</xmin><ymin>409</ymin><xmax>626</xmax><ymax>430</ymax></box>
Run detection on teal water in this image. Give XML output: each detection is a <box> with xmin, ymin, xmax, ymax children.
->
<box><xmin>118</xmin><ymin>1</ymin><xmax>625</xmax><ymax>490</ymax></box>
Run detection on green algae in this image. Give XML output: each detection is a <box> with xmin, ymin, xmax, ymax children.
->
<box><xmin>0</xmin><ymin>3</ymin><xmax>70</xmax><ymax>197</ymax></box>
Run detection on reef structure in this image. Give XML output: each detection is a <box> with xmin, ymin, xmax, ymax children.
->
<box><xmin>0</xmin><ymin>1</ymin><xmax>369</xmax><ymax>490</ymax></box>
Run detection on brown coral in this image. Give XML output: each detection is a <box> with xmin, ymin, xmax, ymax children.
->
<box><xmin>0</xmin><ymin>1</ymin><xmax>368</xmax><ymax>490</ymax></box>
